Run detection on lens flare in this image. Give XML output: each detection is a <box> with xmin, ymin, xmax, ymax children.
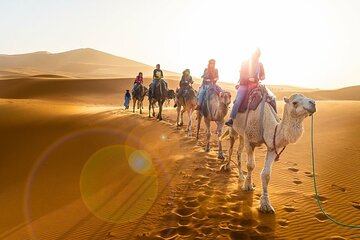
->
<box><xmin>80</xmin><ymin>145</ymin><xmax>158</xmax><ymax>224</ymax></box>
<box><xmin>160</xmin><ymin>134</ymin><xmax>167</xmax><ymax>141</ymax></box>
<box><xmin>128</xmin><ymin>150</ymin><xmax>153</xmax><ymax>175</ymax></box>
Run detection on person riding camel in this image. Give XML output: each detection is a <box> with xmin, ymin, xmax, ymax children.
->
<box><xmin>132</xmin><ymin>72</ymin><xmax>143</xmax><ymax>93</ymax></box>
<box><xmin>150</xmin><ymin>64</ymin><xmax>167</xmax><ymax>98</ymax></box>
<box><xmin>225</xmin><ymin>48</ymin><xmax>265</xmax><ymax>127</ymax></box>
<box><xmin>196</xmin><ymin>59</ymin><xmax>221</xmax><ymax>110</ymax></box>
<box><xmin>174</xmin><ymin>69</ymin><xmax>193</xmax><ymax>108</ymax></box>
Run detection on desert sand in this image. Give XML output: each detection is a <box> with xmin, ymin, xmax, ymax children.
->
<box><xmin>0</xmin><ymin>50</ymin><xmax>360</xmax><ymax>239</ymax></box>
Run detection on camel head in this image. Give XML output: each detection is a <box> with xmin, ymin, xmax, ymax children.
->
<box><xmin>219</xmin><ymin>91</ymin><xmax>232</xmax><ymax>106</ymax></box>
<box><xmin>284</xmin><ymin>94</ymin><xmax>316</xmax><ymax>119</ymax></box>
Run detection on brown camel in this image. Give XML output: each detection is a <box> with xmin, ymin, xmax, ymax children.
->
<box><xmin>196</xmin><ymin>86</ymin><xmax>231</xmax><ymax>159</ymax></box>
<box><xmin>176</xmin><ymin>87</ymin><xmax>197</xmax><ymax>137</ymax></box>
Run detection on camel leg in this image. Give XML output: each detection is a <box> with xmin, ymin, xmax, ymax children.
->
<box><xmin>152</xmin><ymin>101</ymin><xmax>155</xmax><ymax>117</ymax></box>
<box><xmin>158</xmin><ymin>100</ymin><xmax>163</xmax><ymax>121</ymax></box>
<box><xmin>204</xmin><ymin>118</ymin><xmax>211</xmax><ymax>152</ymax></box>
<box><xmin>242</xmin><ymin>142</ymin><xmax>255</xmax><ymax>191</ymax></box>
<box><xmin>259</xmin><ymin>150</ymin><xmax>277</xmax><ymax>213</ymax></box>
<box><xmin>133</xmin><ymin>99</ymin><xmax>136</xmax><ymax>113</ymax></box>
<box><xmin>180</xmin><ymin>109</ymin><xmax>185</xmax><ymax>126</ymax></box>
<box><xmin>148</xmin><ymin>101</ymin><xmax>151</xmax><ymax>118</ymax></box>
<box><xmin>196</xmin><ymin>112</ymin><xmax>202</xmax><ymax>140</ymax></box>
<box><xmin>220</xmin><ymin>133</ymin><xmax>234</xmax><ymax>172</ymax></box>
<box><xmin>237</xmin><ymin>135</ymin><xmax>245</xmax><ymax>180</ymax></box>
<box><xmin>187</xmin><ymin>109</ymin><xmax>192</xmax><ymax>137</ymax></box>
<box><xmin>139</xmin><ymin>100</ymin><xmax>142</xmax><ymax>114</ymax></box>
<box><xmin>217</xmin><ymin>121</ymin><xmax>225</xmax><ymax>160</ymax></box>
<box><xmin>176</xmin><ymin>105</ymin><xmax>181</xmax><ymax>128</ymax></box>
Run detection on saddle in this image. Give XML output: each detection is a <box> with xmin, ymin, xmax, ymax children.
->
<box><xmin>238</xmin><ymin>85</ymin><xmax>277</xmax><ymax>113</ymax></box>
<box><xmin>149</xmin><ymin>79</ymin><xmax>167</xmax><ymax>97</ymax></box>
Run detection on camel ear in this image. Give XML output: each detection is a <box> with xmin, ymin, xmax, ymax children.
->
<box><xmin>284</xmin><ymin>97</ymin><xmax>290</xmax><ymax>103</ymax></box>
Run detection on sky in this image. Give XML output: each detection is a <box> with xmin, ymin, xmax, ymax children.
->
<box><xmin>1</xmin><ymin>0</ymin><xmax>360</xmax><ymax>89</ymax></box>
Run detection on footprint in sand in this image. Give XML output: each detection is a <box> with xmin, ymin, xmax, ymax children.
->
<box><xmin>304</xmin><ymin>171</ymin><xmax>314</xmax><ymax>178</ymax></box>
<box><xmin>331</xmin><ymin>184</ymin><xmax>346</xmax><ymax>192</ymax></box>
<box><xmin>184</xmin><ymin>199</ymin><xmax>200</xmax><ymax>208</ymax></box>
<box><xmin>199</xmin><ymin>226</ymin><xmax>213</xmax><ymax>235</ymax></box>
<box><xmin>315</xmin><ymin>212</ymin><xmax>328</xmax><ymax>222</ymax></box>
<box><xmin>351</xmin><ymin>201</ymin><xmax>360</xmax><ymax>210</ymax></box>
<box><xmin>176</xmin><ymin>225</ymin><xmax>193</xmax><ymax>237</ymax></box>
<box><xmin>277</xmin><ymin>219</ymin><xmax>289</xmax><ymax>227</ymax></box>
<box><xmin>283</xmin><ymin>205</ymin><xmax>296</xmax><ymax>213</ymax></box>
<box><xmin>293</xmin><ymin>178</ymin><xmax>303</xmax><ymax>185</ymax></box>
<box><xmin>312</xmin><ymin>194</ymin><xmax>328</xmax><ymax>203</ymax></box>
<box><xmin>256</xmin><ymin>225</ymin><xmax>273</xmax><ymax>234</ymax></box>
<box><xmin>288</xmin><ymin>167</ymin><xmax>299</xmax><ymax>172</ymax></box>
<box><xmin>232</xmin><ymin>218</ymin><xmax>259</xmax><ymax>228</ymax></box>
<box><xmin>175</xmin><ymin>207</ymin><xmax>196</xmax><ymax>217</ymax></box>
<box><xmin>229</xmin><ymin>231</ymin><xmax>250</xmax><ymax>240</ymax></box>
<box><xmin>159</xmin><ymin>227</ymin><xmax>178</xmax><ymax>239</ymax></box>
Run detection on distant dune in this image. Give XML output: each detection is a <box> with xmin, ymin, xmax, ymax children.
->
<box><xmin>0</xmin><ymin>48</ymin><xmax>180</xmax><ymax>78</ymax></box>
<box><xmin>0</xmin><ymin>48</ymin><xmax>359</xmax><ymax>101</ymax></box>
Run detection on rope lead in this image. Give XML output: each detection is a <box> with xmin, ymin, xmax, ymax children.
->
<box><xmin>311</xmin><ymin>115</ymin><xmax>360</xmax><ymax>228</ymax></box>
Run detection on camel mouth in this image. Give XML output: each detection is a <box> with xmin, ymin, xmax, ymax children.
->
<box><xmin>305</xmin><ymin>106</ymin><xmax>316</xmax><ymax>116</ymax></box>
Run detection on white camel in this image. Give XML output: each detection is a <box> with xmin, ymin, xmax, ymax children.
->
<box><xmin>221</xmin><ymin>93</ymin><xmax>316</xmax><ymax>213</ymax></box>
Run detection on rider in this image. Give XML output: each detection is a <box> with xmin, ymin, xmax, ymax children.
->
<box><xmin>174</xmin><ymin>69</ymin><xmax>193</xmax><ymax>107</ymax></box>
<box><xmin>132</xmin><ymin>72</ymin><xmax>143</xmax><ymax>93</ymax></box>
<box><xmin>196</xmin><ymin>59</ymin><xmax>220</xmax><ymax>110</ymax></box>
<box><xmin>150</xmin><ymin>64</ymin><xmax>167</xmax><ymax>98</ymax></box>
<box><xmin>225</xmin><ymin>48</ymin><xmax>265</xmax><ymax>127</ymax></box>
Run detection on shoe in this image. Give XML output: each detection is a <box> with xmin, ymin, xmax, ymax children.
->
<box><xmin>225</xmin><ymin>119</ymin><xmax>233</xmax><ymax>127</ymax></box>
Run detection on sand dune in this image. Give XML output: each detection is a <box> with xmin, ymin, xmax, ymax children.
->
<box><xmin>0</xmin><ymin>50</ymin><xmax>359</xmax><ymax>239</ymax></box>
<box><xmin>0</xmin><ymin>96</ymin><xmax>359</xmax><ymax>239</ymax></box>
<box><xmin>0</xmin><ymin>49</ymin><xmax>181</xmax><ymax>79</ymax></box>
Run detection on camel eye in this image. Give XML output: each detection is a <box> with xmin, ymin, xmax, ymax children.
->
<box><xmin>292</xmin><ymin>101</ymin><xmax>298</xmax><ymax>106</ymax></box>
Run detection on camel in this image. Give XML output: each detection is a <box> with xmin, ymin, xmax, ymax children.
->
<box><xmin>221</xmin><ymin>92</ymin><xmax>316</xmax><ymax>213</ymax></box>
<box><xmin>165</xmin><ymin>89</ymin><xmax>176</xmax><ymax>107</ymax></box>
<box><xmin>176</xmin><ymin>87</ymin><xmax>197</xmax><ymax>137</ymax></box>
<box><xmin>132</xmin><ymin>85</ymin><xmax>148</xmax><ymax>114</ymax></box>
<box><xmin>148</xmin><ymin>80</ymin><xmax>168</xmax><ymax>120</ymax></box>
<box><xmin>196</xmin><ymin>86</ymin><xmax>232</xmax><ymax>159</ymax></box>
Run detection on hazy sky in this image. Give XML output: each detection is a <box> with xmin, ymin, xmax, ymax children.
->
<box><xmin>1</xmin><ymin>0</ymin><xmax>360</xmax><ymax>89</ymax></box>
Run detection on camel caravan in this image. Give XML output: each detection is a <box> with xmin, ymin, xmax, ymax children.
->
<box><xmin>127</xmin><ymin>49</ymin><xmax>316</xmax><ymax>213</ymax></box>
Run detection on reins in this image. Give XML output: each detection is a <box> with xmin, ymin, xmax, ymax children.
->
<box><xmin>273</xmin><ymin>124</ymin><xmax>286</xmax><ymax>161</ymax></box>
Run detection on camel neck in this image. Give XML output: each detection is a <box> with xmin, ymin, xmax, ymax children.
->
<box><xmin>278</xmin><ymin>108</ymin><xmax>304</xmax><ymax>145</ymax></box>
<box><xmin>215</xmin><ymin>102</ymin><xmax>228</xmax><ymax>120</ymax></box>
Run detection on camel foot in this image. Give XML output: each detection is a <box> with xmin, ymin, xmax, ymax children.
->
<box><xmin>242</xmin><ymin>181</ymin><xmax>255</xmax><ymax>192</ymax></box>
<box><xmin>152</xmin><ymin>113</ymin><xmax>155</xmax><ymax>117</ymax></box>
<box><xmin>218</xmin><ymin>153</ymin><xmax>225</xmax><ymax>160</ymax></box>
<box><xmin>259</xmin><ymin>196</ymin><xmax>275</xmax><ymax>213</ymax></box>
<box><xmin>238</xmin><ymin>172</ymin><xmax>245</xmax><ymax>181</ymax></box>
<box><xmin>220</xmin><ymin>162</ymin><xmax>231</xmax><ymax>172</ymax></box>
<box><xmin>204</xmin><ymin>146</ymin><xmax>210</xmax><ymax>152</ymax></box>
